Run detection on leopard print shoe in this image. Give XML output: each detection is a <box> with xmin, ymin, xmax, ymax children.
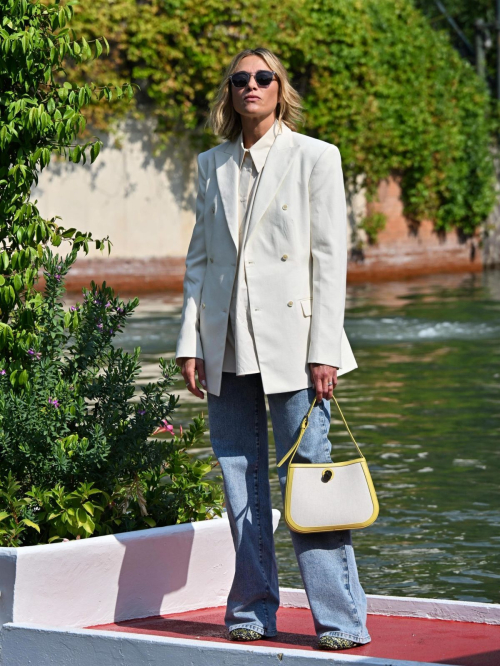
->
<box><xmin>229</xmin><ymin>628</ymin><xmax>264</xmax><ymax>641</ymax></box>
<box><xmin>317</xmin><ymin>636</ymin><xmax>361</xmax><ymax>650</ymax></box>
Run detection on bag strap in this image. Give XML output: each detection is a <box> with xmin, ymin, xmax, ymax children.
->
<box><xmin>277</xmin><ymin>394</ymin><xmax>364</xmax><ymax>468</ymax></box>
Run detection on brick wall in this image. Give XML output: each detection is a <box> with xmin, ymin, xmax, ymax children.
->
<box><xmin>347</xmin><ymin>176</ymin><xmax>481</xmax><ymax>282</ymax></box>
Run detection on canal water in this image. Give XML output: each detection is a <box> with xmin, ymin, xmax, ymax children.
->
<box><xmin>116</xmin><ymin>270</ymin><xmax>500</xmax><ymax>604</ymax></box>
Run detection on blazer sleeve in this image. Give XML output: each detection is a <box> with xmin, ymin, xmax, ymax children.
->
<box><xmin>307</xmin><ymin>144</ymin><xmax>347</xmax><ymax>369</ymax></box>
<box><xmin>175</xmin><ymin>153</ymin><xmax>208</xmax><ymax>360</ymax></box>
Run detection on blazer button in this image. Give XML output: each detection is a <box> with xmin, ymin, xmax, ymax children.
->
<box><xmin>212</xmin><ymin>205</ymin><xmax>216</xmax><ymax>213</ymax></box>
<box><xmin>210</xmin><ymin>257</ymin><xmax>214</xmax><ymax>263</ymax></box>
<box><xmin>282</xmin><ymin>204</ymin><xmax>288</xmax><ymax>210</ymax></box>
<box><xmin>281</xmin><ymin>254</ymin><xmax>288</xmax><ymax>261</ymax></box>
<box><xmin>287</xmin><ymin>301</ymin><xmax>293</xmax><ymax>307</ymax></box>
<box><xmin>201</xmin><ymin>303</ymin><xmax>206</xmax><ymax>308</ymax></box>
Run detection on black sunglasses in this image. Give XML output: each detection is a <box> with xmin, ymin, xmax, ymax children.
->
<box><xmin>228</xmin><ymin>70</ymin><xmax>277</xmax><ymax>88</ymax></box>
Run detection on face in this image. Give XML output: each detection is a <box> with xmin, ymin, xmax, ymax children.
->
<box><xmin>230</xmin><ymin>55</ymin><xmax>281</xmax><ymax>121</ymax></box>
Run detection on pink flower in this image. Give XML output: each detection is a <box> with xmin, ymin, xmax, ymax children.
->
<box><xmin>152</xmin><ymin>420</ymin><xmax>175</xmax><ymax>436</ymax></box>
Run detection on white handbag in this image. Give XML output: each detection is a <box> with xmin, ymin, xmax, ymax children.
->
<box><xmin>277</xmin><ymin>395</ymin><xmax>379</xmax><ymax>533</ymax></box>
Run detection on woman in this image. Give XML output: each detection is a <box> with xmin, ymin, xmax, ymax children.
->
<box><xmin>175</xmin><ymin>47</ymin><xmax>370</xmax><ymax>651</ymax></box>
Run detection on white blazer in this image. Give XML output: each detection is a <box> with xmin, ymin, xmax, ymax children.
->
<box><xmin>175</xmin><ymin>121</ymin><xmax>358</xmax><ymax>396</ymax></box>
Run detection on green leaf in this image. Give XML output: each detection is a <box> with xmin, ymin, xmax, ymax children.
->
<box><xmin>90</xmin><ymin>141</ymin><xmax>101</xmax><ymax>163</ymax></box>
<box><xmin>77</xmin><ymin>508</ymin><xmax>87</xmax><ymax>526</ymax></box>
<box><xmin>22</xmin><ymin>519</ymin><xmax>40</xmax><ymax>532</ymax></box>
<box><xmin>82</xmin><ymin>515</ymin><xmax>95</xmax><ymax>533</ymax></box>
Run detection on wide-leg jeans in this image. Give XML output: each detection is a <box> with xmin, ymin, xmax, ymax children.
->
<box><xmin>206</xmin><ymin>371</ymin><xmax>372</xmax><ymax>643</ymax></box>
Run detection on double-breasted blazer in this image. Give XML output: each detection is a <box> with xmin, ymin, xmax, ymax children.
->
<box><xmin>175</xmin><ymin>121</ymin><xmax>358</xmax><ymax>396</ymax></box>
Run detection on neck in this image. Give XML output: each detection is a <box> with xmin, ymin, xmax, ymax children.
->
<box><xmin>240</xmin><ymin>114</ymin><xmax>276</xmax><ymax>149</ymax></box>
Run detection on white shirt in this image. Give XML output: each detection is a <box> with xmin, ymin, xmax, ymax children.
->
<box><xmin>222</xmin><ymin>119</ymin><xmax>282</xmax><ymax>375</ymax></box>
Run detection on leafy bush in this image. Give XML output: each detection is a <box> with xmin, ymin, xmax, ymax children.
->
<box><xmin>0</xmin><ymin>251</ymin><xmax>223</xmax><ymax>547</ymax></box>
<box><xmin>66</xmin><ymin>0</ymin><xmax>497</xmax><ymax>234</ymax></box>
<box><xmin>360</xmin><ymin>213</ymin><xmax>387</xmax><ymax>245</ymax></box>
<box><xmin>0</xmin><ymin>0</ymin><xmax>137</xmax><ymax>383</ymax></box>
<box><xmin>0</xmin><ymin>0</ymin><xmax>223</xmax><ymax>547</ymax></box>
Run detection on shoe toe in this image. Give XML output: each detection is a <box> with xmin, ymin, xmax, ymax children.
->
<box><xmin>317</xmin><ymin>636</ymin><xmax>361</xmax><ymax>650</ymax></box>
<box><xmin>229</xmin><ymin>628</ymin><xmax>263</xmax><ymax>642</ymax></box>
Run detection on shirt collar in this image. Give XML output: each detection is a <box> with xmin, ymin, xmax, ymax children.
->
<box><xmin>238</xmin><ymin>118</ymin><xmax>281</xmax><ymax>172</ymax></box>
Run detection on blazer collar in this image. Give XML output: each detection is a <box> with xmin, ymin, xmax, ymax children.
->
<box><xmin>237</xmin><ymin>118</ymin><xmax>281</xmax><ymax>172</ymax></box>
<box><xmin>215</xmin><ymin>121</ymin><xmax>300</xmax><ymax>251</ymax></box>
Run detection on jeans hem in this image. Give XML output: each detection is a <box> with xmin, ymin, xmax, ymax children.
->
<box><xmin>319</xmin><ymin>630</ymin><xmax>371</xmax><ymax>644</ymax></box>
<box><xmin>228</xmin><ymin>622</ymin><xmax>277</xmax><ymax>637</ymax></box>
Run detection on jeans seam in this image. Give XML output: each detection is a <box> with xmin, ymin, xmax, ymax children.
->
<box><xmin>253</xmin><ymin>384</ymin><xmax>270</xmax><ymax>630</ymax></box>
<box><xmin>320</xmin><ymin>630</ymin><xmax>371</xmax><ymax>643</ymax></box>
<box><xmin>319</xmin><ymin>401</ymin><xmax>332</xmax><ymax>461</ymax></box>
<box><xmin>340</xmin><ymin>533</ymin><xmax>362</xmax><ymax>630</ymax></box>
<box><xmin>228</xmin><ymin>622</ymin><xmax>277</xmax><ymax>637</ymax></box>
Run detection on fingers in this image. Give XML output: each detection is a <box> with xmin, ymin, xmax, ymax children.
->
<box><xmin>196</xmin><ymin>358</ymin><xmax>207</xmax><ymax>390</ymax></box>
<box><xmin>310</xmin><ymin>363</ymin><xmax>338</xmax><ymax>402</ymax></box>
<box><xmin>314</xmin><ymin>374</ymin><xmax>324</xmax><ymax>403</ymax></box>
<box><xmin>326</xmin><ymin>368</ymin><xmax>338</xmax><ymax>401</ymax></box>
<box><xmin>179</xmin><ymin>357</ymin><xmax>204</xmax><ymax>399</ymax></box>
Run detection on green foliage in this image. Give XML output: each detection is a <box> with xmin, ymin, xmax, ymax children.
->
<box><xmin>1</xmin><ymin>249</ymin><xmax>168</xmax><ymax>487</ymax></box>
<box><xmin>0</xmin><ymin>1</ymin><xmax>223</xmax><ymax>547</ymax></box>
<box><xmin>65</xmin><ymin>0</ymin><xmax>497</xmax><ymax>235</ymax></box>
<box><xmin>414</xmin><ymin>1</ymin><xmax>493</xmax><ymax>69</ymax></box>
<box><xmin>360</xmin><ymin>212</ymin><xmax>387</xmax><ymax>245</ymax></box>
<box><xmin>0</xmin><ymin>414</ymin><xmax>224</xmax><ymax>547</ymax></box>
<box><xmin>0</xmin><ymin>0</ymin><xmax>137</xmax><ymax>326</ymax></box>
<box><xmin>0</xmin><ymin>252</ymin><xmax>223</xmax><ymax>547</ymax></box>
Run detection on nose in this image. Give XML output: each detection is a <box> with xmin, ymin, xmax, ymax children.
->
<box><xmin>245</xmin><ymin>75</ymin><xmax>259</xmax><ymax>90</ymax></box>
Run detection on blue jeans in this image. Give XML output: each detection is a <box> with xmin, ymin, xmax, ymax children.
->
<box><xmin>206</xmin><ymin>371</ymin><xmax>371</xmax><ymax>643</ymax></box>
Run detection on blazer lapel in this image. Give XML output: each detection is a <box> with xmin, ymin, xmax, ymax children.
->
<box><xmin>245</xmin><ymin>124</ymin><xmax>300</xmax><ymax>244</ymax></box>
<box><xmin>214</xmin><ymin>140</ymin><xmax>240</xmax><ymax>251</ymax></box>
<box><xmin>214</xmin><ymin>122</ymin><xmax>300</xmax><ymax>251</ymax></box>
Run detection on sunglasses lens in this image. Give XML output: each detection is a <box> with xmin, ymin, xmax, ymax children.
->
<box><xmin>256</xmin><ymin>72</ymin><xmax>274</xmax><ymax>87</ymax></box>
<box><xmin>231</xmin><ymin>73</ymin><xmax>249</xmax><ymax>88</ymax></box>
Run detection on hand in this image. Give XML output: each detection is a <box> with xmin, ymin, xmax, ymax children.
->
<box><xmin>309</xmin><ymin>363</ymin><xmax>338</xmax><ymax>402</ymax></box>
<box><xmin>176</xmin><ymin>357</ymin><xmax>207</xmax><ymax>399</ymax></box>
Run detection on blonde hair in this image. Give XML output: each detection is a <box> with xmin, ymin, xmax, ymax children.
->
<box><xmin>208</xmin><ymin>48</ymin><xmax>304</xmax><ymax>142</ymax></box>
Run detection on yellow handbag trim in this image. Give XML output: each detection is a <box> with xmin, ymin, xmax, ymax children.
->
<box><xmin>289</xmin><ymin>458</ymin><xmax>365</xmax><ymax>468</ymax></box>
<box><xmin>277</xmin><ymin>394</ymin><xmax>379</xmax><ymax>533</ymax></box>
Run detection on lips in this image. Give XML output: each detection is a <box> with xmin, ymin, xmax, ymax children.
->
<box><xmin>244</xmin><ymin>96</ymin><xmax>260</xmax><ymax>101</ymax></box>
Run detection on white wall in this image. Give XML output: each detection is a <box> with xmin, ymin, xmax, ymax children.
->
<box><xmin>32</xmin><ymin>118</ymin><xmax>199</xmax><ymax>259</ymax></box>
